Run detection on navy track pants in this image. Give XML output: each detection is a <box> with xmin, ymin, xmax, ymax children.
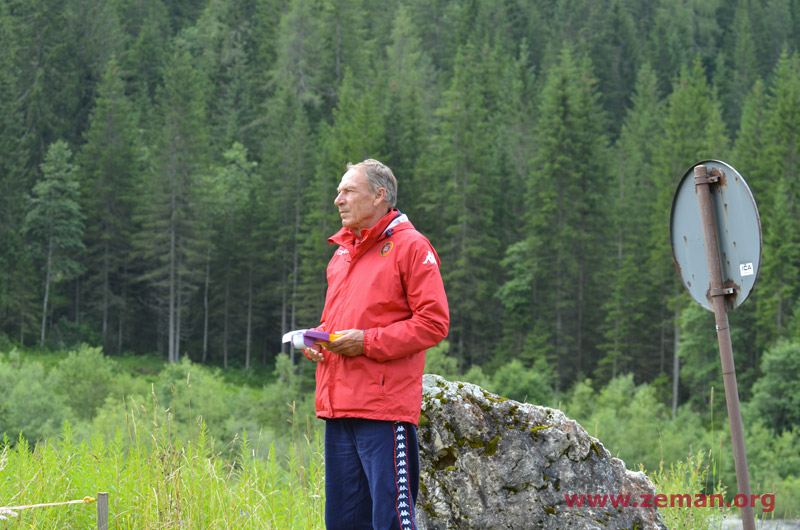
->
<box><xmin>324</xmin><ymin>418</ymin><xmax>419</xmax><ymax>530</ymax></box>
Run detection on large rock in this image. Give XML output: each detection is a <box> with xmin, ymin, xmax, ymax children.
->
<box><xmin>417</xmin><ymin>374</ymin><xmax>668</xmax><ymax>530</ymax></box>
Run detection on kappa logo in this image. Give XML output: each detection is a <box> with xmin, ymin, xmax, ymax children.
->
<box><xmin>422</xmin><ymin>250</ymin><xmax>437</xmax><ymax>265</ymax></box>
<box><xmin>380</xmin><ymin>241</ymin><xmax>394</xmax><ymax>257</ymax></box>
<box><xmin>336</xmin><ymin>248</ymin><xmax>350</xmax><ymax>256</ymax></box>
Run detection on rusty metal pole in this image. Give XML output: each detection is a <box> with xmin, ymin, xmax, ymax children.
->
<box><xmin>694</xmin><ymin>165</ymin><xmax>755</xmax><ymax>530</ymax></box>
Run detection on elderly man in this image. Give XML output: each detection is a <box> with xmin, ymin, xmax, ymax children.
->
<box><xmin>304</xmin><ymin>159</ymin><xmax>449</xmax><ymax>530</ymax></box>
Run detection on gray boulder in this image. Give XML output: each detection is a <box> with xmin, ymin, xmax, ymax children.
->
<box><xmin>417</xmin><ymin>374</ymin><xmax>668</xmax><ymax>530</ymax></box>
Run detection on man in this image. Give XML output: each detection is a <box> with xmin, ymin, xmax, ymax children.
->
<box><xmin>303</xmin><ymin>159</ymin><xmax>449</xmax><ymax>530</ymax></box>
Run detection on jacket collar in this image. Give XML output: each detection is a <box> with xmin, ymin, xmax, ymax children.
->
<box><xmin>328</xmin><ymin>209</ymin><xmax>408</xmax><ymax>247</ymax></box>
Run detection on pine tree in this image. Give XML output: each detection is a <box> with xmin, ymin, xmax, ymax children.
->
<box><xmin>601</xmin><ymin>63</ymin><xmax>665</xmax><ymax>381</ymax></box>
<box><xmin>12</xmin><ymin>0</ymin><xmax>123</xmax><ymax>174</ymax></box>
<box><xmin>23</xmin><ymin>140</ymin><xmax>85</xmax><ymax>348</ymax></box>
<box><xmin>756</xmin><ymin>178</ymin><xmax>800</xmax><ymax>346</ymax></box>
<box><xmin>732</xmin><ymin>80</ymin><xmax>769</xmax><ymax>201</ymax></box>
<box><xmin>319</xmin><ymin>0</ymin><xmax>372</xmax><ymax>96</ymax></box>
<box><xmin>259</xmin><ymin>84</ymin><xmax>316</xmax><ymax>364</ymax></box>
<box><xmin>203</xmin><ymin>142</ymin><xmax>260</xmax><ymax>368</ymax></box>
<box><xmin>548</xmin><ymin>0</ymin><xmax>639</xmax><ymax>134</ymax></box>
<box><xmin>492</xmin><ymin>41</ymin><xmax>537</xmax><ymax>250</ymax></box>
<box><xmin>754</xmin><ymin>51</ymin><xmax>800</xmax><ymax>350</ymax></box>
<box><xmin>0</xmin><ymin>1</ymin><xmax>33</xmax><ymax>339</ymax></box>
<box><xmin>296</xmin><ymin>69</ymin><xmax>386</xmax><ymax>329</ymax></box>
<box><xmin>78</xmin><ymin>56</ymin><xmax>141</xmax><ymax>353</ymax></box>
<box><xmin>643</xmin><ymin>0</ymin><xmax>722</xmax><ymax>95</ymax></box>
<box><xmin>380</xmin><ymin>4</ymin><xmax>439</xmax><ymax>227</ymax></box>
<box><xmin>677</xmin><ymin>301</ymin><xmax>749</xmax><ymax>410</ymax></box>
<box><xmin>651</xmin><ymin>57</ymin><xmax>728</xmax><ymax>414</ymax></box>
<box><xmin>268</xmin><ymin>0</ymin><xmax>325</xmax><ymax>110</ymax></box>
<box><xmin>728</xmin><ymin>0</ymin><xmax>760</xmax><ymax>128</ymax></box>
<box><xmin>192</xmin><ymin>0</ymin><xmax>260</xmax><ymax>153</ymax></box>
<box><xmin>418</xmin><ymin>41</ymin><xmax>507</xmax><ymax>367</ymax></box>
<box><xmin>490</xmin><ymin>40</ymin><xmax>538</xmax><ymax>364</ymax></box>
<box><xmin>121</xmin><ymin>2</ymin><xmax>171</xmax><ymax>117</ymax></box>
<box><xmin>134</xmin><ymin>37</ymin><xmax>211</xmax><ymax>362</ymax></box>
<box><xmin>501</xmin><ymin>46</ymin><xmax>609</xmax><ymax>386</ymax></box>
<box><xmin>12</xmin><ymin>0</ymin><xmax>70</xmax><ymax>174</ymax></box>
<box><xmin>761</xmin><ymin>0</ymin><xmax>794</xmax><ymax>71</ymax></box>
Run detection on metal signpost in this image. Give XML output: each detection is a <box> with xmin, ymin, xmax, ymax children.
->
<box><xmin>670</xmin><ymin>160</ymin><xmax>761</xmax><ymax>530</ymax></box>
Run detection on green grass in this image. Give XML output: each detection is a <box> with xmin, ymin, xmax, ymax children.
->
<box><xmin>0</xmin><ymin>416</ymin><xmax>324</xmax><ymax>528</ymax></box>
<box><xmin>652</xmin><ymin>450</ymin><xmax>728</xmax><ymax>530</ymax></box>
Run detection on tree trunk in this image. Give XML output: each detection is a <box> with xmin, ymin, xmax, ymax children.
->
<box><xmin>290</xmin><ymin>186</ymin><xmax>301</xmax><ymax>363</ymax></box>
<box><xmin>168</xmin><ymin>187</ymin><xmax>177</xmax><ymax>363</ymax></box>
<box><xmin>223</xmin><ymin>272</ymin><xmax>230</xmax><ymax>369</ymax></box>
<box><xmin>74</xmin><ymin>276</ymin><xmax>80</xmax><ymax>324</ymax></box>
<box><xmin>672</xmin><ymin>310</ymin><xmax>680</xmax><ymax>418</ymax></box>
<box><xmin>659</xmin><ymin>305</ymin><xmax>666</xmax><ymax>373</ymax></box>
<box><xmin>281</xmin><ymin>262</ymin><xmax>288</xmax><ymax>358</ymax></box>
<box><xmin>577</xmin><ymin>248</ymin><xmax>584</xmax><ymax>375</ymax></box>
<box><xmin>176</xmin><ymin>264</ymin><xmax>182</xmax><ymax>362</ymax></box>
<box><xmin>245</xmin><ymin>263</ymin><xmax>253</xmax><ymax>371</ymax></box>
<box><xmin>203</xmin><ymin>247</ymin><xmax>210</xmax><ymax>364</ymax></box>
<box><xmin>40</xmin><ymin>238</ymin><xmax>53</xmax><ymax>349</ymax></box>
<box><xmin>102</xmin><ymin>238</ymin><xmax>109</xmax><ymax>352</ymax></box>
<box><xmin>118</xmin><ymin>264</ymin><xmax>126</xmax><ymax>355</ymax></box>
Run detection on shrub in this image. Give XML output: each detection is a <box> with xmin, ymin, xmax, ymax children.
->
<box><xmin>460</xmin><ymin>364</ymin><xmax>491</xmax><ymax>389</ymax></box>
<box><xmin>424</xmin><ymin>340</ymin><xmax>458</xmax><ymax>379</ymax></box>
<box><xmin>748</xmin><ymin>340</ymin><xmax>800</xmax><ymax>434</ymax></box>
<box><xmin>48</xmin><ymin>344</ymin><xmax>117</xmax><ymax>420</ymax></box>
<box><xmin>564</xmin><ymin>374</ymin><xmax>706</xmax><ymax>474</ymax></box>
<box><xmin>253</xmin><ymin>354</ymin><xmax>320</xmax><ymax>453</ymax></box>
<box><xmin>153</xmin><ymin>357</ymin><xmax>246</xmax><ymax>445</ymax></box>
<box><xmin>490</xmin><ymin>357</ymin><xmax>555</xmax><ymax>405</ymax></box>
<box><xmin>0</xmin><ymin>360</ymin><xmax>69</xmax><ymax>443</ymax></box>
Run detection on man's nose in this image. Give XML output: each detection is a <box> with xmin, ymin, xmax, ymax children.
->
<box><xmin>334</xmin><ymin>192</ymin><xmax>344</xmax><ymax>205</ymax></box>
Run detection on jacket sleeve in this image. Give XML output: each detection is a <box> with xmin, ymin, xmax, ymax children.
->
<box><xmin>362</xmin><ymin>239</ymin><xmax>449</xmax><ymax>362</ymax></box>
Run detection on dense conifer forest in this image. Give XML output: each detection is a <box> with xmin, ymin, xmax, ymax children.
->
<box><xmin>2</xmin><ymin>0</ymin><xmax>800</xmax><ymax>516</ymax></box>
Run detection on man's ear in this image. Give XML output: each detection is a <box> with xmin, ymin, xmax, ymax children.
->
<box><xmin>374</xmin><ymin>187</ymin><xmax>387</xmax><ymax>204</ymax></box>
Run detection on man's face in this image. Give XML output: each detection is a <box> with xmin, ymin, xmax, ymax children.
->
<box><xmin>335</xmin><ymin>168</ymin><xmax>384</xmax><ymax>235</ymax></box>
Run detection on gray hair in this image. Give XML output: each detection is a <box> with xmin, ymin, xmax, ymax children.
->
<box><xmin>347</xmin><ymin>159</ymin><xmax>398</xmax><ymax>208</ymax></box>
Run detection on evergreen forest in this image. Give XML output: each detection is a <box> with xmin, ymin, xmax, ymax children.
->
<box><xmin>3</xmin><ymin>0</ymin><xmax>800</xmax><ymax>520</ymax></box>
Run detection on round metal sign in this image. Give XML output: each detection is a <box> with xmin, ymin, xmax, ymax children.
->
<box><xmin>670</xmin><ymin>160</ymin><xmax>762</xmax><ymax>311</ymax></box>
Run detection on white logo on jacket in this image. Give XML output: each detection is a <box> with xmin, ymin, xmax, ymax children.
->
<box><xmin>422</xmin><ymin>251</ymin><xmax>436</xmax><ymax>265</ymax></box>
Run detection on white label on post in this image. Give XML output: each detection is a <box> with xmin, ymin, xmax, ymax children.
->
<box><xmin>740</xmin><ymin>263</ymin><xmax>754</xmax><ymax>277</ymax></box>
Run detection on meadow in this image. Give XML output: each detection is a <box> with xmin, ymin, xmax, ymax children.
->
<box><xmin>1</xmin><ymin>344</ymin><xmax>796</xmax><ymax>528</ymax></box>
<box><xmin>1</xmin><ymin>388</ymin><xmax>325</xmax><ymax>528</ymax></box>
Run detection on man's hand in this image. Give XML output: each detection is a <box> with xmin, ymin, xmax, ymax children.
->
<box><xmin>303</xmin><ymin>344</ymin><xmax>324</xmax><ymax>363</ymax></box>
<box><xmin>326</xmin><ymin>329</ymin><xmax>364</xmax><ymax>357</ymax></box>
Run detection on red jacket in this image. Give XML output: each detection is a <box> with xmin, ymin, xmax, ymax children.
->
<box><xmin>313</xmin><ymin>209</ymin><xmax>449</xmax><ymax>425</ymax></box>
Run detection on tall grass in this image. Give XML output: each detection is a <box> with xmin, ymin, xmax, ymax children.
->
<box><xmin>0</xmin><ymin>395</ymin><xmax>324</xmax><ymax>529</ymax></box>
<box><xmin>652</xmin><ymin>450</ymin><xmax>728</xmax><ymax>530</ymax></box>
